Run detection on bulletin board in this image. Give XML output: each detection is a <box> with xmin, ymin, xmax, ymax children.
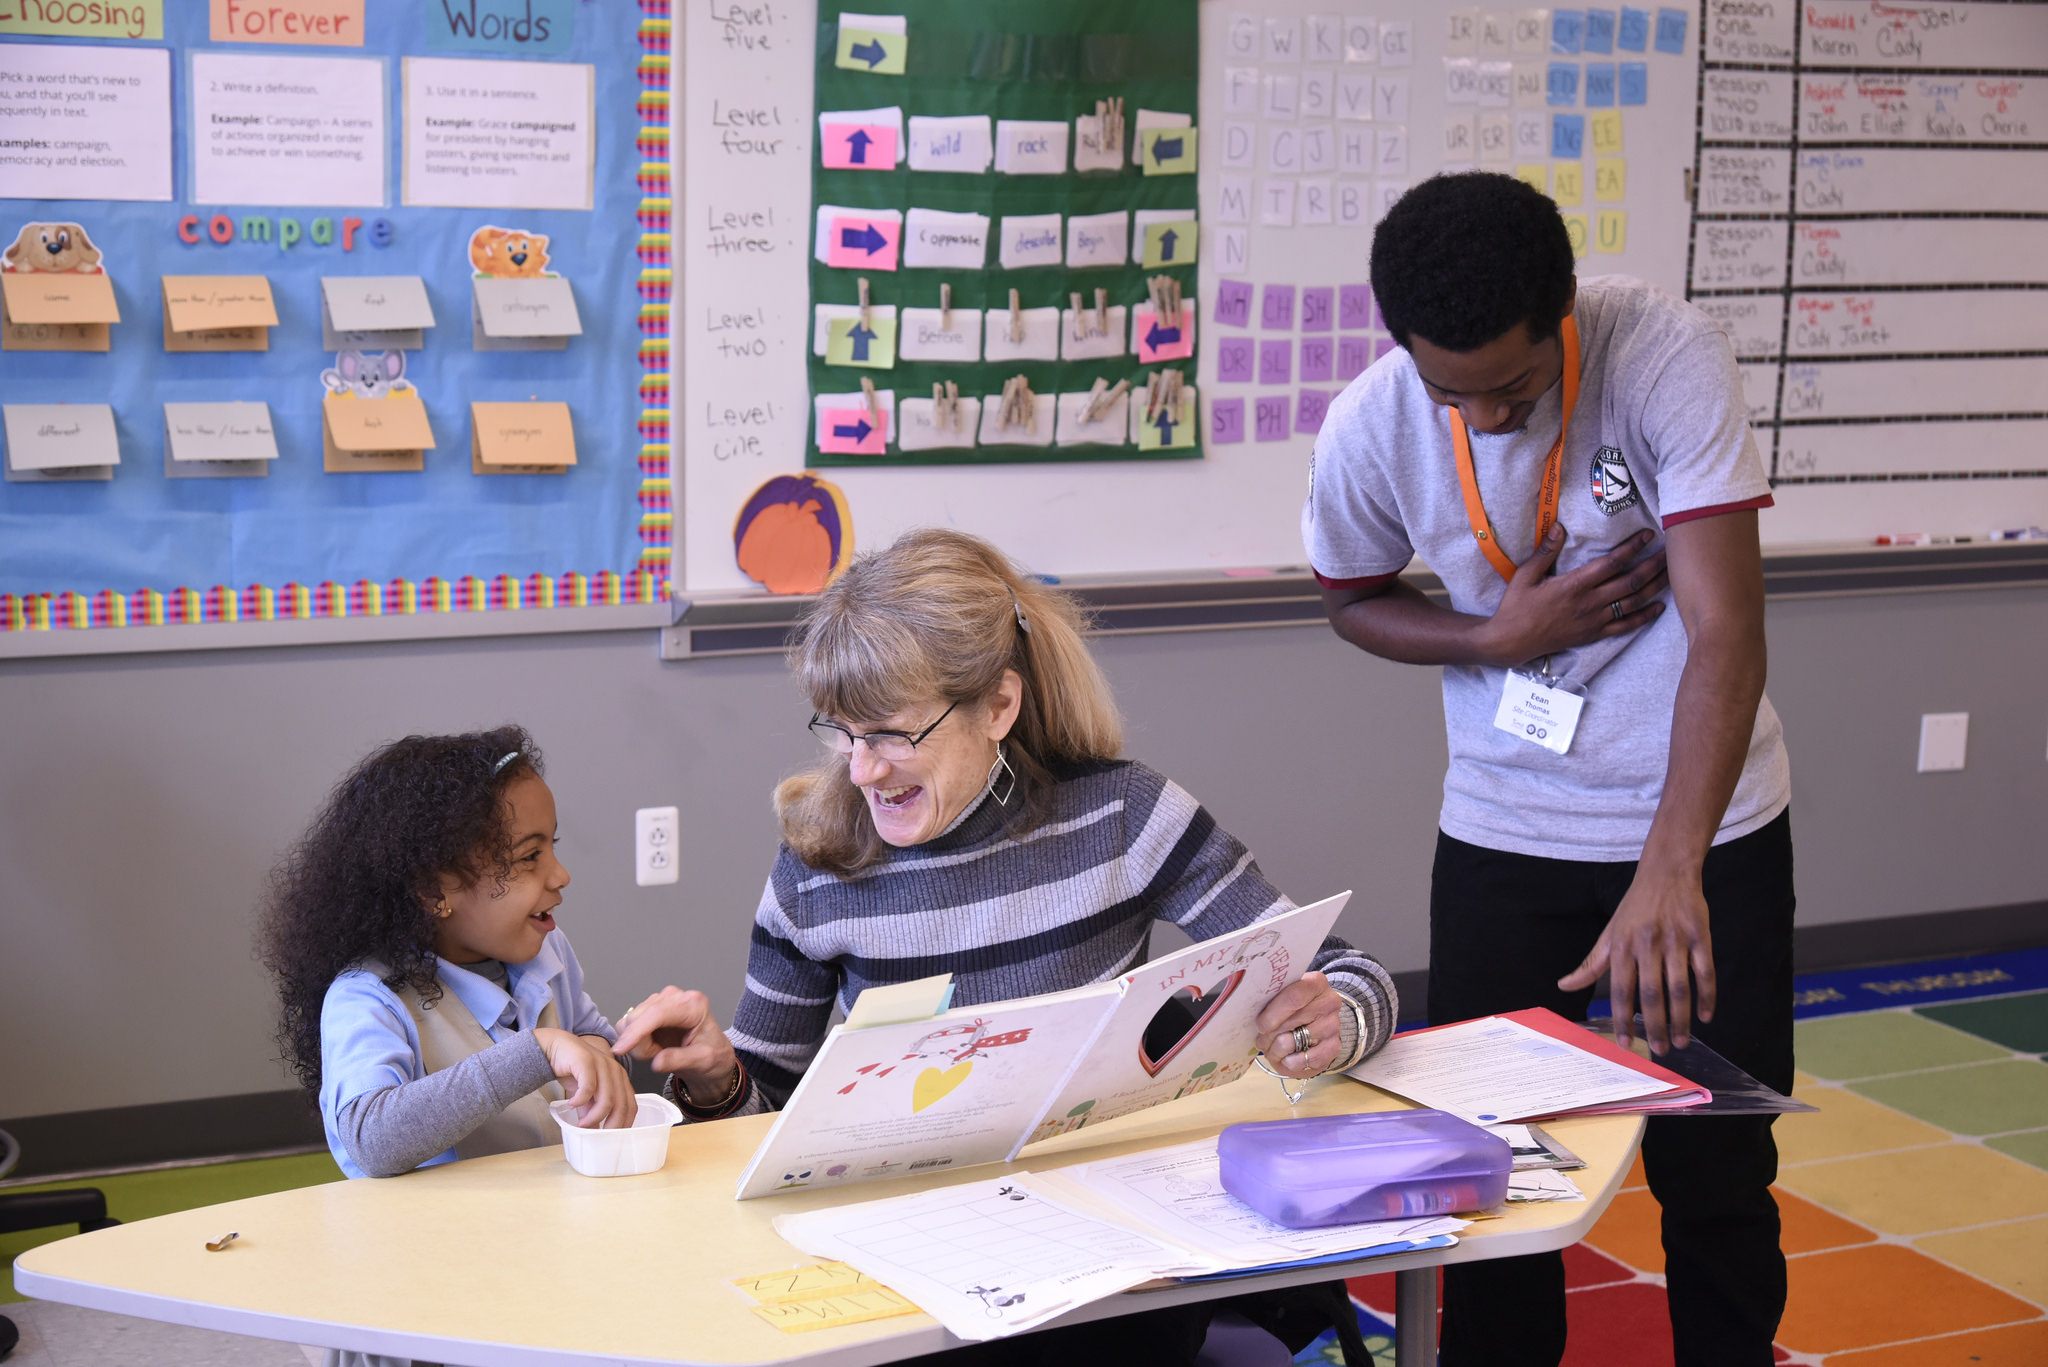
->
<box><xmin>0</xmin><ymin>0</ymin><xmax>671</xmax><ymax>632</ymax></box>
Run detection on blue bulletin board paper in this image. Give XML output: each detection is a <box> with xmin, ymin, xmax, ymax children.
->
<box><xmin>0</xmin><ymin>1</ymin><xmax>651</xmax><ymax>614</ymax></box>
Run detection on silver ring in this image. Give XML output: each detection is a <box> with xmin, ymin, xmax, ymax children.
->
<box><xmin>1609</xmin><ymin>599</ymin><xmax>1626</xmax><ymax>622</ymax></box>
<box><xmin>1291</xmin><ymin>1025</ymin><xmax>1313</xmax><ymax>1055</ymax></box>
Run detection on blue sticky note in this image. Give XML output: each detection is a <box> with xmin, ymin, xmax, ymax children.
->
<box><xmin>1551</xmin><ymin>8</ymin><xmax>1584</xmax><ymax>54</ymax></box>
<box><xmin>1619</xmin><ymin>62</ymin><xmax>1649</xmax><ymax>105</ymax></box>
<box><xmin>1551</xmin><ymin>113</ymin><xmax>1585</xmax><ymax>159</ymax></box>
<box><xmin>1617</xmin><ymin>7</ymin><xmax>1650</xmax><ymax>51</ymax></box>
<box><xmin>1584</xmin><ymin>8</ymin><xmax>1616</xmax><ymax>53</ymax></box>
<box><xmin>1548</xmin><ymin>63</ymin><xmax>1580</xmax><ymax>107</ymax></box>
<box><xmin>1586</xmin><ymin>63</ymin><xmax>1617</xmax><ymax>107</ymax></box>
<box><xmin>1655</xmin><ymin>7</ymin><xmax>1687</xmax><ymax>53</ymax></box>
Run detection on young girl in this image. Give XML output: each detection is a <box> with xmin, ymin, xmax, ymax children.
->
<box><xmin>259</xmin><ymin>726</ymin><xmax>636</xmax><ymax>1182</ymax></box>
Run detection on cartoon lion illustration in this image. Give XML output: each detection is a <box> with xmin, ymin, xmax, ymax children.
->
<box><xmin>2</xmin><ymin>222</ymin><xmax>105</xmax><ymax>274</ymax></box>
<box><xmin>468</xmin><ymin>226</ymin><xmax>552</xmax><ymax>278</ymax></box>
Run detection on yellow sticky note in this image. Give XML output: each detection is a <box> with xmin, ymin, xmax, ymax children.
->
<box><xmin>752</xmin><ymin>1289</ymin><xmax>921</xmax><ymax>1334</ymax></box>
<box><xmin>1137</xmin><ymin>393</ymin><xmax>1197</xmax><ymax>450</ymax></box>
<box><xmin>825</xmin><ymin>315</ymin><xmax>897</xmax><ymax>369</ymax></box>
<box><xmin>1141</xmin><ymin>220</ymin><xmax>1197</xmax><ymax>269</ymax></box>
<box><xmin>1595</xmin><ymin>158</ymin><xmax>1626</xmax><ymax>201</ymax></box>
<box><xmin>1140</xmin><ymin>126</ymin><xmax>1197</xmax><ymax>175</ymax></box>
<box><xmin>1551</xmin><ymin>161</ymin><xmax>1584</xmax><ymax>206</ymax></box>
<box><xmin>836</xmin><ymin>27</ymin><xmax>905</xmax><ymax>74</ymax></box>
<box><xmin>1514</xmin><ymin>164</ymin><xmax>1549</xmax><ymax>195</ymax></box>
<box><xmin>1562</xmin><ymin>213</ymin><xmax>1590</xmax><ymax>258</ymax></box>
<box><xmin>732</xmin><ymin>1262</ymin><xmax>878</xmax><ymax>1305</ymax></box>
<box><xmin>1590</xmin><ymin>109</ymin><xmax>1624</xmax><ymax>156</ymax></box>
<box><xmin>1595</xmin><ymin>210</ymin><xmax>1627</xmax><ymax>254</ymax></box>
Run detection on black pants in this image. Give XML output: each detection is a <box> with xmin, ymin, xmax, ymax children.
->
<box><xmin>1428</xmin><ymin>811</ymin><xmax>1795</xmax><ymax>1367</ymax></box>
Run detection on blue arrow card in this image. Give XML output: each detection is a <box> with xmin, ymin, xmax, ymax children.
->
<box><xmin>825</xmin><ymin>315</ymin><xmax>897</xmax><ymax>369</ymax></box>
<box><xmin>836</xmin><ymin>18</ymin><xmax>907</xmax><ymax>75</ymax></box>
<box><xmin>1141</xmin><ymin>220</ymin><xmax>1197</xmax><ymax>269</ymax></box>
<box><xmin>1140</xmin><ymin>126</ymin><xmax>1198</xmax><ymax>175</ymax></box>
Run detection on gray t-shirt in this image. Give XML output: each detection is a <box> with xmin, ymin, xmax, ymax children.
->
<box><xmin>1303</xmin><ymin>275</ymin><xmax>1791</xmax><ymax>861</ymax></box>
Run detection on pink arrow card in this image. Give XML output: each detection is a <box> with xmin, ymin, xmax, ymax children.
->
<box><xmin>827</xmin><ymin>215</ymin><xmax>901</xmax><ymax>270</ymax></box>
<box><xmin>1133</xmin><ymin>302</ymin><xmax>1195</xmax><ymax>363</ymax></box>
<box><xmin>819</xmin><ymin>407</ymin><xmax>888</xmax><ymax>454</ymax></box>
<box><xmin>821</xmin><ymin>124</ymin><xmax>899</xmax><ymax>170</ymax></box>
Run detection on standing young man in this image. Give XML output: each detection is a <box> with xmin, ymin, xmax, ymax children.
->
<box><xmin>1305</xmin><ymin>173</ymin><xmax>1793</xmax><ymax>1366</ymax></box>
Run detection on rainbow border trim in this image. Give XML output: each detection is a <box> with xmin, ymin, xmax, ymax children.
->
<box><xmin>0</xmin><ymin>1</ymin><xmax>674</xmax><ymax>636</ymax></box>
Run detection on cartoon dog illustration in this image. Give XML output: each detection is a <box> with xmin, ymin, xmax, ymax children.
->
<box><xmin>468</xmin><ymin>226</ymin><xmax>552</xmax><ymax>278</ymax></box>
<box><xmin>320</xmin><ymin>349</ymin><xmax>411</xmax><ymax>399</ymax></box>
<box><xmin>2</xmin><ymin>222</ymin><xmax>104</xmax><ymax>274</ymax></box>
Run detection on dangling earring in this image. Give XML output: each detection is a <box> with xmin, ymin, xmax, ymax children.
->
<box><xmin>984</xmin><ymin>743</ymin><xmax>1018</xmax><ymax>807</ymax></box>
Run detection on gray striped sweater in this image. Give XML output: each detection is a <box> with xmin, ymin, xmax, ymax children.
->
<box><xmin>724</xmin><ymin>757</ymin><xmax>1399</xmax><ymax>1109</ymax></box>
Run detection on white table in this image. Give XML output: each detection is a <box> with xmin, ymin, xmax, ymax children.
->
<box><xmin>17</xmin><ymin>1075</ymin><xmax>1642</xmax><ymax>1366</ymax></box>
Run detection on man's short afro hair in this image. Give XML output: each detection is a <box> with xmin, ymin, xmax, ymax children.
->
<box><xmin>1370</xmin><ymin>172</ymin><xmax>1577</xmax><ymax>352</ymax></box>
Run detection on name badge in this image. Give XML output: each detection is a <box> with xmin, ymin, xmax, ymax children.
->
<box><xmin>1493</xmin><ymin>670</ymin><xmax>1584</xmax><ymax>755</ymax></box>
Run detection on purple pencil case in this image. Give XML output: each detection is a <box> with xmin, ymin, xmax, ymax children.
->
<box><xmin>1217</xmin><ymin>1109</ymin><xmax>1512</xmax><ymax>1228</ymax></box>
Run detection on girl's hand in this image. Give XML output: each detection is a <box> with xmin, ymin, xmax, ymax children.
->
<box><xmin>534</xmin><ymin>1027</ymin><xmax>638</xmax><ymax>1129</ymax></box>
<box><xmin>1253</xmin><ymin>971</ymin><xmax>1347</xmax><ymax>1079</ymax></box>
<box><xmin>612</xmin><ymin>986</ymin><xmax>741</xmax><ymax>1104</ymax></box>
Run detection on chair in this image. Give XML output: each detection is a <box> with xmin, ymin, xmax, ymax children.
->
<box><xmin>0</xmin><ymin>1127</ymin><xmax>122</xmax><ymax>1362</ymax></box>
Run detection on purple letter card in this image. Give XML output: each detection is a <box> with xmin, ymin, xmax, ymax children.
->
<box><xmin>1261</xmin><ymin>284</ymin><xmax>1297</xmax><ymax>330</ymax></box>
<box><xmin>1215</xmin><ymin>335</ymin><xmax>1255</xmax><ymax>384</ymax></box>
<box><xmin>1210</xmin><ymin>397</ymin><xmax>1246</xmax><ymax>444</ymax></box>
<box><xmin>1258</xmin><ymin>338</ymin><xmax>1293</xmax><ymax>385</ymax></box>
<box><xmin>1214</xmin><ymin>279</ymin><xmax>1254</xmax><ymax>329</ymax></box>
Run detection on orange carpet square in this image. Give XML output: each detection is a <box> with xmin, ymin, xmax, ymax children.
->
<box><xmin>1777</xmin><ymin>1187</ymin><xmax>1876</xmax><ymax>1255</ymax></box>
<box><xmin>1777</xmin><ymin>1244</ymin><xmax>2040</xmax><ymax>1355</ymax></box>
<box><xmin>1584</xmin><ymin>1188</ymin><xmax>1665</xmax><ymax>1275</ymax></box>
<box><xmin>1818</xmin><ymin>1319</ymin><xmax>2048</xmax><ymax>1366</ymax></box>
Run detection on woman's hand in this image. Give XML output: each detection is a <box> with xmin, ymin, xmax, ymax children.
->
<box><xmin>612</xmin><ymin>986</ymin><xmax>741</xmax><ymax>1105</ymax></box>
<box><xmin>532</xmin><ymin>1027</ymin><xmax>638</xmax><ymax>1129</ymax></box>
<box><xmin>1254</xmin><ymin>971</ymin><xmax>1348</xmax><ymax>1079</ymax></box>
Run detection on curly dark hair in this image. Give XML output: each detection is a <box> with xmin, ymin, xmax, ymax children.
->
<box><xmin>1370</xmin><ymin>171</ymin><xmax>1578</xmax><ymax>351</ymax></box>
<box><xmin>256</xmin><ymin>726</ymin><xmax>544</xmax><ymax>1096</ymax></box>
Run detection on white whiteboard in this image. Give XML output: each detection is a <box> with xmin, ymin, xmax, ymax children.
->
<box><xmin>675</xmin><ymin>0</ymin><xmax>2048</xmax><ymax>590</ymax></box>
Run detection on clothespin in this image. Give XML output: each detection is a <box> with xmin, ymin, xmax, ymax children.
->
<box><xmin>945</xmin><ymin>379</ymin><xmax>960</xmax><ymax>430</ymax></box>
<box><xmin>1146</xmin><ymin>369</ymin><xmax>1182</xmax><ymax>421</ymax></box>
<box><xmin>939</xmin><ymin>282</ymin><xmax>953</xmax><ymax>332</ymax></box>
<box><xmin>860</xmin><ymin>375</ymin><xmax>882</xmax><ymax>429</ymax></box>
<box><xmin>857</xmin><ymin>277</ymin><xmax>872</xmax><ymax>329</ymax></box>
<box><xmin>1008</xmin><ymin>288</ymin><xmax>1024</xmax><ymax>344</ymax></box>
<box><xmin>1083</xmin><ymin>377</ymin><xmax>1129</xmax><ymax>423</ymax></box>
<box><xmin>1095</xmin><ymin>288</ymin><xmax>1109</xmax><ymax>338</ymax></box>
<box><xmin>1097</xmin><ymin>97</ymin><xmax>1125</xmax><ymax>156</ymax></box>
<box><xmin>1070</xmin><ymin>292</ymin><xmax>1087</xmax><ymax>339</ymax></box>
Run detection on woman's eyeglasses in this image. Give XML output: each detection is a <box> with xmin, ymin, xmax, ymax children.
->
<box><xmin>807</xmin><ymin>701</ymin><xmax>957</xmax><ymax>762</ymax></box>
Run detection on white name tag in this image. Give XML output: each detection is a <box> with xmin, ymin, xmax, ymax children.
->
<box><xmin>1493</xmin><ymin>671</ymin><xmax>1584</xmax><ymax>755</ymax></box>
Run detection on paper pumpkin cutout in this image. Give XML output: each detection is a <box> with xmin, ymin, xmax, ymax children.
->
<box><xmin>734</xmin><ymin>473</ymin><xmax>854</xmax><ymax>595</ymax></box>
<box><xmin>1138</xmin><ymin>971</ymin><xmax>1243</xmax><ymax>1076</ymax></box>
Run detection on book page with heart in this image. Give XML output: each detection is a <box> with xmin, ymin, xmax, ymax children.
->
<box><xmin>736</xmin><ymin>985</ymin><xmax>1119</xmax><ymax>1201</ymax></box>
<box><xmin>1019</xmin><ymin>892</ymin><xmax>1353</xmax><ymax>1151</ymax></box>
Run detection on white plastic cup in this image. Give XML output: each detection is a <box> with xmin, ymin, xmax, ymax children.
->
<box><xmin>548</xmin><ymin>1092</ymin><xmax>682</xmax><ymax>1177</ymax></box>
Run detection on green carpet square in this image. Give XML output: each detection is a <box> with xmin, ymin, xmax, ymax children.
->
<box><xmin>1918</xmin><ymin>991</ymin><xmax>2048</xmax><ymax>1054</ymax></box>
<box><xmin>1851</xmin><ymin>1059</ymin><xmax>2048</xmax><ymax>1137</ymax></box>
<box><xmin>1795</xmin><ymin>1011</ymin><xmax>2009</xmax><ymax>1082</ymax></box>
<box><xmin>1987</xmin><ymin>1129</ymin><xmax>2048</xmax><ymax>1173</ymax></box>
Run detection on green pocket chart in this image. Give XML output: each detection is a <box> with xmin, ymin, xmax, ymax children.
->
<box><xmin>809</xmin><ymin>0</ymin><xmax>1199</xmax><ymax>466</ymax></box>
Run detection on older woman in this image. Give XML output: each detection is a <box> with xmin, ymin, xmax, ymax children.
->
<box><xmin>616</xmin><ymin>528</ymin><xmax>1398</xmax><ymax>1124</ymax></box>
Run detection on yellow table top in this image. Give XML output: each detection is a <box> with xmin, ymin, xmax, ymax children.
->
<box><xmin>17</xmin><ymin>1076</ymin><xmax>1643</xmax><ymax>1366</ymax></box>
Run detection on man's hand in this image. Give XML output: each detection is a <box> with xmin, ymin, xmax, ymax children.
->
<box><xmin>532</xmin><ymin>1027</ymin><xmax>638</xmax><ymax>1129</ymax></box>
<box><xmin>1254</xmin><ymin>971</ymin><xmax>1347</xmax><ymax>1079</ymax></box>
<box><xmin>612</xmin><ymin>986</ymin><xmax>740</xmax><ymax>1105</ymax></box>
<box><xmin>1479</xmin><ymin>525</ymin><xmax>1669</xmax><ymax>666</ymax></box>
<box><xmin>1557</xmin><ymin>867</ymin><xmax>1716</xmax><ymax>1054</ymax></box>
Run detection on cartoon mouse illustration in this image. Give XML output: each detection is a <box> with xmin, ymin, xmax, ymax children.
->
<box><xmin>320</xmin><ymin>350</ymin><xmax>409</xmax><ymax>399</ymax></box>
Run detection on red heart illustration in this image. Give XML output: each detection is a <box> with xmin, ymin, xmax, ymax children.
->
<box><xmin>1137</xmin><ymin>971</ymin><xmax>1244</xmax><ymax>1077</ymax></box>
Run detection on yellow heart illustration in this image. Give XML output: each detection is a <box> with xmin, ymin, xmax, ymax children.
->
<box><xmin>911</xmin><ymin>1061</ymin><xmax>973</xmax><ymax>1113</ymax></box>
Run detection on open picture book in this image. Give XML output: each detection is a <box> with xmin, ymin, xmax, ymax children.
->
<box><xmin>734</xmin><ymin>892</ymin><xmax>1352</xmax><ymax>1200</ymax></box>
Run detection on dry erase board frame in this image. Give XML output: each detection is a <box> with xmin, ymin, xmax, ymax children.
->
<box><xmin>805</xmin><ymin>0</ymin><xmax>1201</xmax><ymax>467</ymax></box>
<box><xmin>0</xmin><ymin>2</ymin><xmax>671</xmax><ymax>633</ymax></box>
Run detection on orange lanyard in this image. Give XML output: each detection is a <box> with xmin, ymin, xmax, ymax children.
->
<box><xmin>1449</xmin><ymin>313</ymin><xmax>1581</xmax><ymax>583</ymax></box>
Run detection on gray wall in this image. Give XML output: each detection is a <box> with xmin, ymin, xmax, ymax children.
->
<box><xmin>4</xmin><ymin>584</ymin><xmax>2046</xmax><ymax>1120</ymax></box>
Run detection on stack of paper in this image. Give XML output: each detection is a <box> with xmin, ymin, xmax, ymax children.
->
<box><xmin>1346</xmin><ymin>1008</ymin><xmax>1710</xmax><ymax>1124</ymax></box>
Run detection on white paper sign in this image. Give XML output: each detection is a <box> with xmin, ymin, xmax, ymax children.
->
<box><xmin>907</xmin><ymin>115</ymin><xmax>991</xmax><ymax>173</ymax></box>
<box><xmin>997</xmin><ymin>213</ymin><xmax>1063</xmax><ymax>270</ymax></box>
<box><xmin>994</xmin><ymin>119</ymin><xmax>1067</xmax><ymax>174</ymax></box>
<box><xmin>1055</xmin><ymin>390</ymin><xmax>1129</xmax><ymax>446</ymax></box>
<box><xmin>163</xmin><ymin>402</ymin><xmax>278</xmax><ymax>463</ymax></box>
<box><xmin>191</xmin><ymin>52</ymin><xmax>384</xmax><ymax>207</ymax></box>
<box><xmin>0</xmin><ymin>44</ymin><xmax>171</xmax><ymax>202</ymax></box>
<box><xmin>1060</xmin><ymin>305</ymin><xmax>1127</xmax><ymax>360</ymax></box>
<box><xmin>473</xmin><ymin>276</ymin><xmax>582</xmax><ymax>338</ymax></box>
<box><xmin>903</xmin><ymin>208</ymin><xmax>989</xmax><ymax>269</ymax></box>
<box><xmin>321</xmin><ymin>276</ymin><xmax>435</xmax><ymax>333</ymax></box>
<box><xmin>3</xmin><ymin>403</ymin><xmax>118</xmax><ymax>470</ymax></box>
<box><xmin>896</xmin><ymin>396</ymin><xmax>981</xmax><ymax>450</ymax></box>
<box><xmin>1072</xmin><ymin>114</ymin><xmax>1122</xmax><ymax>173</ymax></box>
<box><xmin>1065</xmin><ymin>211</ymin><xmax>1128</xmax><ymax>269</ymax></box>
<box><xmin>898</xmin><ymin>307</ymin><xmax>982</xmax><ymax>362</ymax></box>
<box><xmin>983</xmin><ymin>307</ymin><xmax>1061</xmax><ymax>362</ymax></box>
<box><xmin>979</xmin><ymin>392</ymin><xmax>1056</xmax><ymax>445</ymax></box>
<box><xmin>401</xmin><ymin>56</ymin><xmax>594</xmax><ymax>210</ymax></box>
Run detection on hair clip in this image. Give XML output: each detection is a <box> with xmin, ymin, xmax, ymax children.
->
<box><xmin>492</xmin><ymin>750</ymin><xmax>520</xmax><ymax>775</ymax></box>
<box><xmin>1009</xmin><ymin>589</ymin><xmax>1031</xmax><ymax>634</ymax></box>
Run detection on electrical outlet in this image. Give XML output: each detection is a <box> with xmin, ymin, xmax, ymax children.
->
<box><xmin>634</xmin><ymin>806</ymin><xmax>679</xmax><ymax>886</ymax></box>
<box><xmin>1917</xmin><ymin>713</ymin><xmax>1968</xmax><ymax>773</ymax></box>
